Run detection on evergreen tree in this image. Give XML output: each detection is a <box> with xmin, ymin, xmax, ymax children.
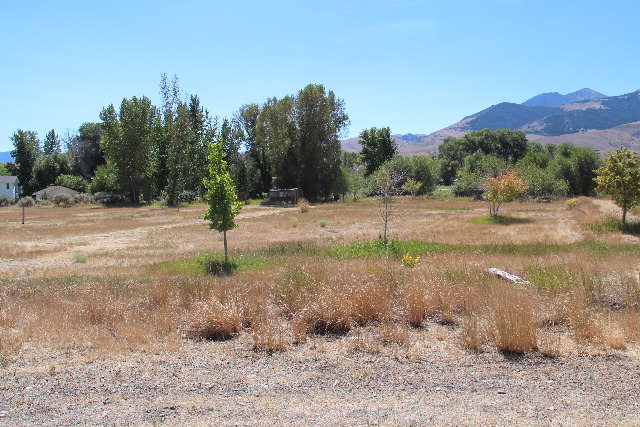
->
<box><xmin>43</xmin><ymin>129</ymin><xmax>61</xmax><ymax>155</ymax></box>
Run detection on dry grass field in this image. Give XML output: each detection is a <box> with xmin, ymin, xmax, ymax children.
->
<box><xmin>0</xmin><ymin>196</ymin><xmax>639</xmax><ymax>425</ymax></box>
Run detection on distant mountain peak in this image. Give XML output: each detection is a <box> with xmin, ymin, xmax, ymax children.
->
<box><xmin>522</xmin><ymin>88</ymin><xmax>606</xmax><ymax>107</ymax></box>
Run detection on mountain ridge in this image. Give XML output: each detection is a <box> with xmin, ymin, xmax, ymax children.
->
<box><xmin>341</xmin><ymin>89</ymin><xmax>640</xmax><ymax>155</ymax></box>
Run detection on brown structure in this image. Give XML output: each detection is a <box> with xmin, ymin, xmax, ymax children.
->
<box><xmin>268</xmin><ymin>188</ymin><xmax>300</xmax><ymax>204</ymax></box>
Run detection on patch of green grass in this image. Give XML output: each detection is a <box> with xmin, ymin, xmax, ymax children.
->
<box><xmin>585</xmin><ymin>218</ymin><xmax>640</xmax><ymax>235</ymax></box>
<box><xmin>472</xmin><ymin>215</ymin><xmax>530</xmax><ymax>225</ymax></box>
<box><xmin>159</xmin><ymin>252</ymin><xmax>272</xmax><ymax>275</ymax></box>
<box><xmin>73</xmin><ymin>251</ymin><xmax>87</xmax><ymax>263</ymax></box>
<box><xmin>523</xmin><ymin>266</ymin><xmax>576</xmax><ymax>292</ymax></box>
<box><xmin>319</xmin><ymin>220</ymin><xmax>328</xmax><ymax>228</ymax></box>
<box><xmin>326</xmin><ymin>239</ymin><xmax>640</xmax><ymax>259</ymax></box>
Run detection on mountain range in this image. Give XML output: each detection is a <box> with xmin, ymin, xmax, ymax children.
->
<box><xmin>342</xmin><ymin>88</ymin><xmax>640</xmax><ymax>154</ymax></box>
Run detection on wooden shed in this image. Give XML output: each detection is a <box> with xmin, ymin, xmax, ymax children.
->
<box><xmin>268</xmin><ymin>188</ymin><xmax>301</xmax><ymax>204</ymax></box>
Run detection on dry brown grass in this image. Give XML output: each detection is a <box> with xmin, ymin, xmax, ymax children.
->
<box><xmin>1</xmin><ymin>197</ymin><xmax>639</xmax><ymax>363</ymax></box>
<box><xmin>490</xmin><ymin>288</ymin><xmax>538</xmax><ymax>354</ymax></box>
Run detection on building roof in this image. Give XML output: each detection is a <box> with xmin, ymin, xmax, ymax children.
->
<box><xmin>33</xmin><ymin>186</ymin><xmax>78</xmax><ymax>195</ymax></box>
<box><xmin>0</xmin><ymin>176</ymin><xmax>18</xmax><ymax>183</ymax></box>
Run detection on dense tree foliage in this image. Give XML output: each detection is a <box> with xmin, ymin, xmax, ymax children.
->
<box><xmin>5</xmin><ymin>79</ymin><xmax>615</xmax><ymax>208</ymax></box>
<box><xmin>43</xmin><ymin>130</ymin><xmax>61</xmax><ymax>155</ymax></box>
<box><xmin>67</xmin><ymin>123</ymin><xmax>105</xmax><ymax>179</ymax></box>
<box><xmin>10</xmin><ymin>130</ymin><xmax>40</xmax><ymax>194</ymax></box>
<box><xmin>100</xmin><ymin>96</ymin><xmax>157</xmax><ymax>202</ymax></box>
<box><xmin>438</xmin><ymin>129</ymin><xmax>528</xmax><ymax>185</ymax></box>
<box><xmin>358</xmin><ymin>127</ymin><xmax>397</xmax><ymax>176</ymax></box>
<box><xmin>30</xmin><ymin>153</ymin><xmax>70</xmax><ymax>191</ymax></box>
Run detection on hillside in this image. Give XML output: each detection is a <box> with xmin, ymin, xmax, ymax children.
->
<box><xmin>0</xmin><ymin>151</ymin><xmax>13</xmax><ymax>163</ymax></box>
<box><xmin>342</xmin><ymin>89</ymin><xmax>640</xmax><ymax>154</ymax></box>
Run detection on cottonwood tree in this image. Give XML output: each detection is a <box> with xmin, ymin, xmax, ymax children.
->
<box><xmin>10</xmin><ymin>130</ymin><xmax>40</xmax><ymax>194</ymax></box>
<box><xmin>67</xmin><ymin>123</ymin><xmax>105</xmax><ymax>179</ymax></box>
<box><xmin>359</xmin><ymin>127</ymin><xmax>397</xmax><ymax>176</ymax></box>
<box><xmin>484</xmin><ymin>170</ymin><xmax>528</xmax><ymax>217</ymax></box>
<box><xmin>100</xmin><ymin>96</ymin><xmax>157</xmax><ymax>202</ymax></box>
<box><xmin>595</xmin><ymin>147</ymin><xmax>640</xmax><ymax>229</ymax></box>
<box><xmin>203</xmin><ymin>136</ymin><xmax>242</xmax><ymax>266</ymax></box>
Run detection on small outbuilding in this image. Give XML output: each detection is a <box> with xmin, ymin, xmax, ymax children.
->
<box><xmin>0</xmin><ymin>176</ymin><xmax>19</xmax><ymax>200</ymax></box>
<box><xmin>268</xmin><ymin>188</ymin><xmax>301</xmax><ymax>204</ymax></box>
<box><xmin>33</xmin><ymin>186</ymin><xmax>79</xmax><ymax>201</ymax></box>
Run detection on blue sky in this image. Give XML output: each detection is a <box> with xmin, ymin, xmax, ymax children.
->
<box><xmin>1</xmin><ymin>0</ymin><xmax>639</xmax><ymax>151</ymax></box>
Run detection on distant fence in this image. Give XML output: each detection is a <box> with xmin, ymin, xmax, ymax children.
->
<box><xmin>268</xmin><ymin>188</ymin><xmax>301</xmax><ymax>204</ymax></box>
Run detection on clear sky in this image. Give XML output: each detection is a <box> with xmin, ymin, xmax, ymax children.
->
<box><xmin>1</xmin><ymin>0</ymin><xmax>639</xmax><ymax>151</ymax></box>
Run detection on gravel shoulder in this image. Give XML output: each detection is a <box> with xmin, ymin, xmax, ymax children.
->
<box><xmin>1</xmin><ymin>337</ymin><xmax>639</xmax><ymax>426</ymax></box>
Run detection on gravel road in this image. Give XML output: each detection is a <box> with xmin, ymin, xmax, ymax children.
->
<box><xmin>1</xmin><ymin>336</ymin><xmax>638</xmax><ymax>426</ymax></box>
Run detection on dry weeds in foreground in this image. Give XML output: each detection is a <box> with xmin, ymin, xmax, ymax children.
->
<box><xmin>0</xmin><ymin>256</ymin><xmax>638</xmax><ymax>362</ymax></box>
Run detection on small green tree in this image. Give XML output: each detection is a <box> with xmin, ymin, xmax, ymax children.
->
<box><xmin>595</xmin><ymin>148</ymin><xmax>640</xmax><ymax>229</ymax></box>
<box><xmin>203</xmin><ymin>136</ymin><xmax>242</xmax><ymax>266</ymax></box>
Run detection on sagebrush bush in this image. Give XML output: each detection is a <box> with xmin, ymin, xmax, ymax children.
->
<box><xmin>299</xmin><ymin>199</ymin><xmax>310</xmax><ymax>213</ymax></box>
<box><xmin>0</xmin><ymin>195</ymin><xmax>10</xmax><ymax>207</ymax></box>
<box><xmin>18</xmin><ymin>196</ymin><xmax>34</xmax><ymax>207</ymax></box>
<box><xmin>73</xmin><ymin>193</ymin><xmax>93</xmax><ymax>204</ymax></box>
<box><xmin>52</xmin><ymin>193</ymin><xmax>72</xmax><ymax>207</ymax></box>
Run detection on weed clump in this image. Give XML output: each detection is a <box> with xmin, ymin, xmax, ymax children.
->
<box><xmin>183</xmin><ymin>300</ymin><xmax>241</xmax><ymax>341</ymax></box>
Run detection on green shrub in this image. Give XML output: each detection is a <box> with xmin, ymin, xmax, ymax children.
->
<box><xmin>319</xmin><ymin>220</ymin><xmax>328</xmax><ymax>228</ymax></box>
<box><xmin>517</xmin><ymin>165</ymin><xmax>567</xmax><ymax>201</ymax></box>
<box><xmin>453</xmin><ymin>171</ymin><xmax>485</xmax><ymax>198</ymax></box>
<box><xmin>55</xmin><ymin>174</ymin><xmax>89</xmax><ymax>193</ymax></box>
<box><xmin>89</xmin><ymin>164</ymin><xmax>120</xmax><ymax>194</ymax></box>
<box><xmin>93</xmin><ymin>192</ymin><xmax>124</xmax><ymax>206</ymax></box>
<box><xmin>73</xmin><ymin>252</ymin><xmax>87</xmax><ymax>263</ymax></box>
<box><xmin>179</xmin><ymin>190</ymin><xmax>198</xmax><ymax>203</ymax></box>
<box><xmin>290</xmin><ymin>217</ymin><xmax>299</xmax><ymax>228</ymax></box>
<box><xmin>0</xmin><ymin>195</ymin><xmax>10</xmax><ymax>207</ymax></box>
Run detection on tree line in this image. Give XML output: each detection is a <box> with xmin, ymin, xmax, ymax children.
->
<box><xmin>5</xmin><ymin>77</ymin><xmax>351</xmax><ymax>203</ymax></box>
<box><xmin>3</xmin><ymin>76</ymin><xmax>608</xmax><ymax>205</ymax></box>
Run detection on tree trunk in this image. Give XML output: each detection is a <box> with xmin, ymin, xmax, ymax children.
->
<box><xmin>223</xmin><ymin>230</ymin><xmax>228</xmax><ymax>266</ymax></box>
<box><xmin>383</xmin><ymin>193</ymin><xmax>388</xmax><ymax>246</ymax></box>
<box><xmin>622</xmin><ymin>207</ymin><xmax>627</xmax><ymax>230</ymax></box>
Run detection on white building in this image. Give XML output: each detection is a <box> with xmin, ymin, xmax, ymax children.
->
<box><xmin>0</xmin><ymin>176</ymin><xmax>19</xmax><ymax>200</ymax></box>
